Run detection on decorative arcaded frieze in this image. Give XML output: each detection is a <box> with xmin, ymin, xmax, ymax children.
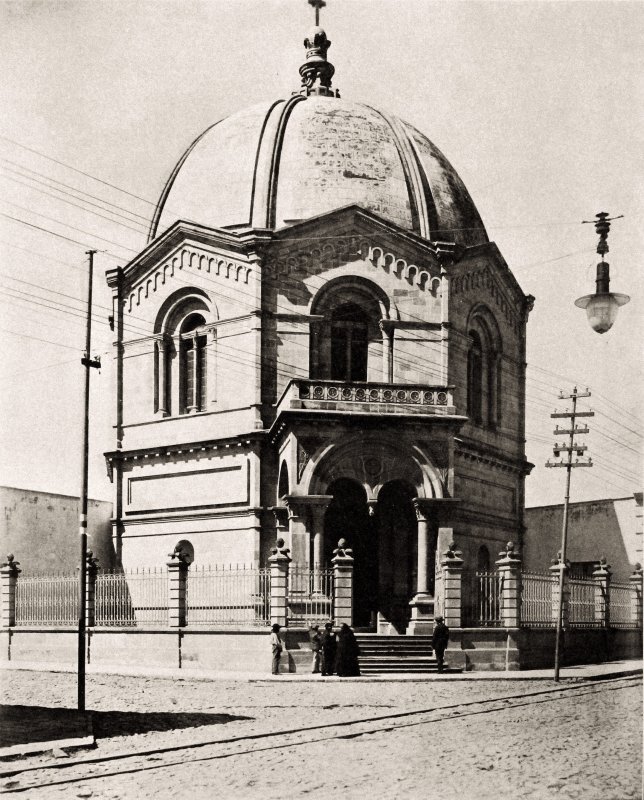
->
<box><xmin>450</xmin><ymin>265</ymin><xmax>521</xmax><ymax>333</ymax></box>
<box><xmin>367</xmin><ymin>247</ymin><xmax>442</xmax><ymax>294</ymax></box>
<box><xmin>126</xmin><ymin>246</ymin><xmax>255</xmax><ymax>312</ymax></box>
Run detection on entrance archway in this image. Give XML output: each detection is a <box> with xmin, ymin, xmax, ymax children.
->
<box><xmin>375</xmin><ymin>481</ymin><xmax>417</xmax><ymax>632</ymax></box>
<box><xmin>324</xmin><ymin>478</ymin><xmax>375</xmax><ymax>628</ymax></box>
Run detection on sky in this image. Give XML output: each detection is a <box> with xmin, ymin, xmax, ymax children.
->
<box><xmin>0</xmin><ymin>0</ymin><xmax>642</xmax><ymax>511</ymax></box>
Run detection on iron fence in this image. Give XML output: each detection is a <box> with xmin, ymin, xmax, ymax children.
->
<box><xmin>522</xmin><ymin>572</ymin><xmax>555</xmax><ymax>627</ymax></box>
<box><xmin>462</xmin><ymin>571</ymin><xmax>502</xmax><ymax>627</ymax></box>
<box><xmin>15</xmin><ymin>573</ymin><xmax>79</xmax><ymax>626</ymax></box>
<box><xmin>186</xmin><ymin>564</ymin><xmax>271</xmax><ymax>627</ymax></box>
<box><xmin>609</xmin><ymin>582</ymin><xmax>634</xmax><ymax>627</ymax></box>
<box><xmin>95</xmin><ymin>568</ymin><xmax>167</xmax><ymax>627</ymax></box>
<box><xmin>288</xmin><ymin>565</ymin><xmax>334</xmax><ymax>625</ymax></box>
<box><xmin>569</xmin><ymin>578</ymin><xmax>599</xmax><ymax>626</ymax></box>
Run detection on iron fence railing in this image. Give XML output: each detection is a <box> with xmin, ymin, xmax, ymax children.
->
<box><xmin>521</xmin><ymin>572</ymin><xmax>555</xmax><ymax>627</ymax></box>
<box><xmin>95</xmin><ymin>568</ymin><xmax>167</xmax><ymax>627</ymax></box>
<box><xmin>15</xmin><ymin>573</ymin><xmax>79</xmax><ymax>626</ymax></box>
<box><xmin>186</xmin><ymin>565</ymin><xmax>271</xmax><ymax>627</ymax></box>
<box><xmin>609</xmin><ymin>582</ymin><xmax>634</xmax><ymax>627</ymax></box>
<box><xmin>288</xmin><ymin>565</ymin><xmax>334</xmax><ymax>625</ymax></box>
<box><xmin>569</xmin><ymin>578</ymin><xmax>599</xmax><ymax>626</ymax></box>
<box><xmin>462</xmin><ymin>571</ymin><xmax>502</xmax><ymax>627</ymax></box>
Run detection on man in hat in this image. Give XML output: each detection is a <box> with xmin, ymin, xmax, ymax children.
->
<box><xmin>270</xmin><ymin>623</ymin><xmax>283</xmax><ymax>675</ymax></box>
<box><xmin>432</xmin><ymin>615</ymin><xmax>449</xmax><ymax>673</ymax></box>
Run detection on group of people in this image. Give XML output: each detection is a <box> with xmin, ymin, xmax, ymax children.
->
<box><xmin>270</xmin><ymin>615</ymin><xmax>449</xmax><ymax>675</ymax></box>
<box><xmin>309</xmin><ymin>622</ymin><xmax>361</xmax><ymax>676</ymax></box>
<box><xmin>270</xmin><ymin>621</ymin><xmax>361</xmax><ymax>676</ymax></box>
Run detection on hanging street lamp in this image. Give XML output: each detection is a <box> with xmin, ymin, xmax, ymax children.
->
<box><xmin>575</xmin><ymin>212</ymin><xmax>630</xmax><ymax>333</ymax></box>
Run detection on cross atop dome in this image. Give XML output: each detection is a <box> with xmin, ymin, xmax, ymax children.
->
<box><xmin>308</xmin><ymin>0</ymin><xmax>326</xmax><ymax>26</ymax></box>
<box><xmin>299</xmin><ymin>0</ymin><xmax>338</xmax><ymax>96</ymax></box>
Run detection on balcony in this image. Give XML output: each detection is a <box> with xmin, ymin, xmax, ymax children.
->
<box><xmin>275</xmin><ymin>379</ymin><xmax>457</xmax><ymax>419</ymax></box>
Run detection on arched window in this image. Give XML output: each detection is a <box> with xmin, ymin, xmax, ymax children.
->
<box><xmin>309</xmin><ymin>279</ymin><xmax>388</xmax><ymax>382</ymax></box>
<box><xmin>467</xmin><ymin>330</ymin><xmax>483</xmax><ymax>425</ymax></box>
<box><xmin>153</xmin><ymin>288</ymin><xmax>216</xmax><ymax>417</ymax></box>
<box><xmin>179</xmin><ymin>313</ymin><xmax>207</xmax><ymax>414</ymax></box>
<box><xmin>466</xmin><ymin>307</ymin><xmax>502</xmax><ymax>429</ymax></box>
<box><xmin>330</xmin><ymin>303</ymin><xmax>369</xmax><ymax>381</ymax></box>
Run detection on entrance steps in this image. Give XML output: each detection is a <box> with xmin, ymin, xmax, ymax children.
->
<box><xmin>355</xmin><ymin>634</ymin><xmax>460</xmax><ymax>674</ymax></box>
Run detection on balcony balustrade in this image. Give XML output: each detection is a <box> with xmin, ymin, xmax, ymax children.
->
<box><xmin>276</xmin><ymin>379</ymin><xmax>455</xmax><ymax>417</ymax></box>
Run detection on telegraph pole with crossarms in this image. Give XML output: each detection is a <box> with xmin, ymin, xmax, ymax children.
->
<box><xmin>546</xmin><ymin>387</ymin><xmax>594</xmax><ymax>681</ymax></box>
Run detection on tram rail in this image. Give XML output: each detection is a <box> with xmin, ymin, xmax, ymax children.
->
<box><xmin>1</xmin><ymin>675</ymin><xmax>640</xmax><ymax>794</ymax></box>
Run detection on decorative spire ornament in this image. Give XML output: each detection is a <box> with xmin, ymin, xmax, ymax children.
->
<box><xmin>299</xmin><ymin>0</ymin><xmax>338</xmax><ymax>96</ymax></box>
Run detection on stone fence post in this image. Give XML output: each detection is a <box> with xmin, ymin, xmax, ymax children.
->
<box><xmin>0</xmin><ymin>554</ymin><xmax>21</xmax><ymax>627</ymax></box>
<box><xmin>85</xmin><ymin>551</ymin><xmax>100</xmax><ymax>628</ymax></box>
<box><xmin>167</xmin><ymin>546</ymin><xmax>190</xmax><ymax>628</ymax></box>
<box><xmin>332</xmin><ymin>539</ymin><xmax>354</xmax><ymax>627</ymax></box>
<box><xmin>496</xmin><ymin>542</ymin><xmax>522</xmax><ymax>628</ymax></box>
<box><xmin>269</xmin><ymin>538</ymin><xmax>291</xmax><ymax>627</ymax></box>
<box><xmin>440</xmin><ymin>543</ymin><xmax>463</xmax><ymax>629</ymax></box>
<box><xmin>592</xmin><ymin>558</ymin><xmax>611</xmax><ymax>627</ymax></box>
<box><xmin>630</xmin><ymin>563</ymin><xmax>643</xmax><ymax>627</ymax></box>
<box><xmin>550</xmin><ymin>555</ymin><xmax>570</xmax><ymax>628</ymax></box>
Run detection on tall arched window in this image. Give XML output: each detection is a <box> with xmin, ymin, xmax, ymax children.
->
<box><xmin>330</xmin><ymin>303</ymin><xmax>369</xmax><ymax>381</ymax></box>
<box><xmin>466</xmin><ymin>307</ymin><xmax>502</xmax><ymax>429</ymax></box>
<box><xmin>309</xmin><ymin>279</ymin><xmax>388</xmax><ymax>382</ymax></box>
<box><xmin>153</xmin><ymin>288</ymin><xmax>216</xmax><ymax>417</ymax></box>
<box><xmin>179</xmin><ymin>313</ymin><xmax>207</xmax><ymax>414</ymax></box>
<box><xmin>467</xmin><ymin>330</ymin><xmax>483</xmax><ymax>425</ymax></box>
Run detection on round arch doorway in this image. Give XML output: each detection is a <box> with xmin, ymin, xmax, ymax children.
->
<box><xmin>324</xmin><ymin>478</ymin><xmax>418</xmax><ymax>631</ymax></box>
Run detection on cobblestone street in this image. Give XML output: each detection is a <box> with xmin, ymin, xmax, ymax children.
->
<box><xmin>1</xmin><ymin>669</ymin><xmax>641</xmax><ymax>800</ymax></box>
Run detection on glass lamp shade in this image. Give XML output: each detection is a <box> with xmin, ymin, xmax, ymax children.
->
<box><xmin>574</xmin><ymin>292</ymin><xmax>630</xmax><ymax>334</ymax></box>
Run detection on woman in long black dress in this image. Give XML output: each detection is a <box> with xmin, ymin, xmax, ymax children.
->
<box><xmin>334</xmin><ymin>623</ymin><xmax>361</xmax><ymax>676</ymax></box>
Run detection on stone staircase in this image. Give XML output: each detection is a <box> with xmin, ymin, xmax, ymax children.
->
<box><xmin>356</xmin><ymin>634</ymin><xmax>460</xmax><ymax>674</ymax></box>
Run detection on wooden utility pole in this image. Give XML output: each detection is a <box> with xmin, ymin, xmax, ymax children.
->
<box><xmin>546</xmin><ymin>387</ymin><xmax>593</xmax><ymax>682</ymax></box>
<box><xmin>78</xmin><ymin>249</ymin><xmax>100</xmax><ymax>712</ymax></box>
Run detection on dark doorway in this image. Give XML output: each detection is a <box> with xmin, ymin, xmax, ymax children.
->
<box><xmin>375</xmin><ymin>481</ymin><xmax>418</xmax><ymax>632</ymax></box>
<box><xmin>324</xmin><ymin>478</ymin><xmax>376</xmax><ymax>628</ymax></box>
<box><xmin>330</xmin><ymin>303</ymin><xmax>369</xmax><ymax>381</ymax></box>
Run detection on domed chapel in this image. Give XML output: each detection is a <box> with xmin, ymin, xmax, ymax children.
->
<box><xmin>105</xmin><ymin>7</ymin><xmax>534</xmax><ymax>635</ymax></box>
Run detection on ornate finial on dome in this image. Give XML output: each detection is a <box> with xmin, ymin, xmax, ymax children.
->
<box><xmin>299</xmin><ymin>0</ymin><xmax>339</xmax><ymax>97</ymax></box>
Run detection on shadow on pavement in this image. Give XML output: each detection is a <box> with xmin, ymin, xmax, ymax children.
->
<box><xmin>91</xmin><ymin>709</ymin><xmax>253</xmax><ymax>739</ymax></box>
<box><xmin>0</xmin><ymin>705</ymin><xmax>253</xmax><ymax>748</ymax></box>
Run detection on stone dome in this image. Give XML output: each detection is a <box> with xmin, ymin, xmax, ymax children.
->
<box><xmin>150</xmin><ymin>94</ymin><xmax>488</xmax><ymax>248</ymax></box>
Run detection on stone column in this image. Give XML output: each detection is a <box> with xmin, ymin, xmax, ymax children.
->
<box><xmin>284</xmin><ymin>496</ymin><xmax>309</xmax><ymax>567</ymax></box>
<box><xmin>440</xmin><ymin>543</ymin><xmax>463</xmax><ymax>630</ymax></box>
<box><xmin>630</xmin><ymin>563</ymin><xmax>643</xmax><ymax>627</ymax></box>
<box><xmin>407</xmin><ymin>499</ymin><xmax>434</xmax><ymax>634</ymax></box>
<box><xmin>268</xmin><ymin>538</ymin><xmax>291</xmax><ymax>627</ymax></box>
<box><xmin>332</xmin><ymin>539</ymin><xmax>354</xmax><ymax>627</ymax></box>
<box><xmin>496</xmin><ymin>541</ymin><xmax>522</xmax><ymax>628</ymax></box>
<box><xmin>167</xmin><ymin>547</ymin><xmax>190</xmax><ymax>628</ymax></box>
<box><xmin>592</xmin><ymin>558</ymin><xmax>611</xmax><ymax>627</ymax></box>
<box><xmin>550</xmin><ymin>556</ymin><xmax>570</xmax><ymax>628</ymax></box>
<box><xmin>0</xmin><ymin>554</ymin><xmax>21</xmax><ymax>627</ymax></box>
<box><xmin>85</xmin><ymin>551</ymin><xmax>99</xmax><ymax>628</ymax></box>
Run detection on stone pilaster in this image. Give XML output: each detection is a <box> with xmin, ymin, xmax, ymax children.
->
<box><xmin>0</xmin><ymin>554</ymin><xmax>21</xmax><ymax>627</ymax></box>
<box><xmin>332</xmin><ymin>539</ymin><xmax>354</xmax><ymax>627</ymax></box>
<box><xmin>440</xmin><ymin>543</ymin><xmax>463</xmax><ymax>630</ymax></box>
<box><xmin>166</xmin><ymin>547</ymin><xmax>190</xmax><ymax>628</ymax></box>
<box><xmin>630</xmin><ymin>563</ymin><xmax>643</xmax><ymax>627</ymax></box>
<box><xmin>283</xmin><ymin>496</ymin><xmax>309</xmax><ymax>567</ymax></box>
<box><xmin>85</xmin><ymin>551</ymin><xmax>100</xmax><ymax>628</ymax></box>
<box><xmin>496</xmin><ymin>541</ymin><xmax>522</xmax><ymax>628</ymax></box>
<box><xmin>268</xmin><ymin>538</ymin><xmax>291</xmax><ymax>627</ymax></box>
<box><xmin>550</xmin><ymin>556</ymin><xmax>570</xmax><ymax>628</ymax></box>
<box><xmin>592</xmin><ymin>558</ymin><xmax>612</xmax><ymax>627</ymax></box>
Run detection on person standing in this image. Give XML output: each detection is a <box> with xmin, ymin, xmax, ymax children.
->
<box><xmin>270</xmin><ymin>623</ymin><xmax>283</xmax><ymax>675</ymax></box>
<box><xmin>432</xmin><ymin>615</ymin><xmax>449</xmax><ymax>673</ymax></box>
<box><xmin>334</xmin><ymin>623</ymin><xmax>361</xmax><ymax>677</ymax></box>
<box><xmin>309</xmin><ymin>624</ymin><xmax>322</xmax><ymax>673</ymax></box>
<box><xmin>320</xmin><ymin>622</ymin><xmax>337</xmax><ymax>676</ymax></box>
